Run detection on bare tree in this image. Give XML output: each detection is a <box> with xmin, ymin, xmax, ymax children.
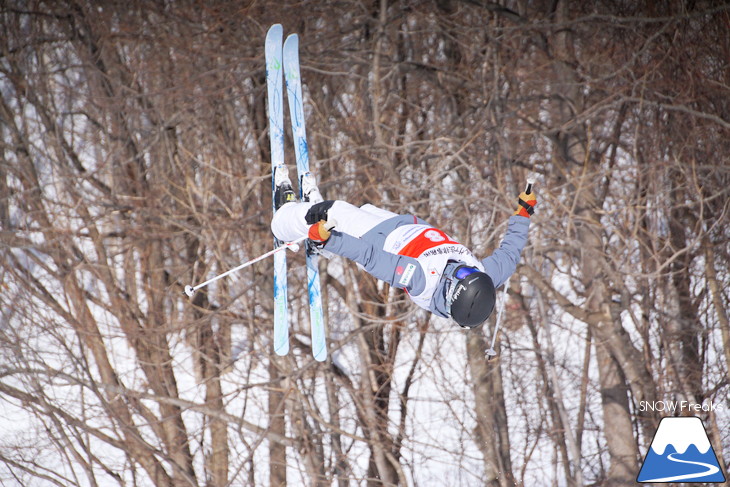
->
<box><xmin>1</xmin><ymin>1</ymin><xmax>728</xmax><ymax>486</ymax></box>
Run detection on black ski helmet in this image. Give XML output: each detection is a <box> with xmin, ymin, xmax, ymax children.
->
<box><xmin>449</xmin><ymin>267</ymin><xmax>496</xmax><ymax>328</ymax></box>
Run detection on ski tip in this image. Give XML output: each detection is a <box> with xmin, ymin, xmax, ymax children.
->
<box><xmin>312</xmin><ymin>334</ymin><xmax>327</xmax><ymax>362</ymax></box>
<box><xmin>283</xmin><ymin>33</ymin><xmax>299</xmax><ymax>49</ymax></box>
<box><xmin>184</xmin><ymin>285</ymin><xmax>195</xmax><ymax>298</ymax></box>
<box><xmin>274</xmin><ymin>342</ymin><xmax>290</xmax><ymax>356</ymax></box>
<box><xmin>266</xmin><ymin>24</ymin><xmax>283</xmax><ymax>37</ymax></box>
<box><xmin>265</xmin><ymin>25</ymin><xmax>283</xmax><ymax>48</ymax></box>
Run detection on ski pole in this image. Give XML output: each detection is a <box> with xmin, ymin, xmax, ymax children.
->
<box><xmin>525</xmin><ymin>176</ymin><xmax>535</xmax><ymax>195</ymax></box>
<box><xmin>184</xmin><ymin>236</ymin><xmax>307</xmax><ymax>298</ymax></box>
<box><xmin>486</xmin><ymin>276</ymin><xmax>510</xmax><ymax>358</ymax></box>
<box><xmin>487</xmin><ymin>178</ymin><xmax>536</xmax><ymax>359</ymax></box>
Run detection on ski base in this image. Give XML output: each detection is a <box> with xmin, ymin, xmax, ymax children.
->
<box><xmin>266</xmin><ymin>25</ymin><xmax>327</xmax><ymax>362</ymax></box>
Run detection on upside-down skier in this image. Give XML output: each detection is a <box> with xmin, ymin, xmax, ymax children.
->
<box><xmin>271</xmin><ymin>166</ymin><xmax>536</xmax><ymax>329</ymax></box>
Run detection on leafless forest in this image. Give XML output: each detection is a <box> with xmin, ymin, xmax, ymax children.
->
<box><xmin>1</xmin><ymin>1</ymin><xmax>729</xmax><ymax>486</ymax></box>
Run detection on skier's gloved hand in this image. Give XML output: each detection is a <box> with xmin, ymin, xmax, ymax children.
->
<box><xmin>305</xmin><ymin>200</ymin><xmax>335</xmax><ymax>225</ymax></box>
<box><xmin>514</xmin><ymin>190</ymin><xmax>537</xmax><ymax>218</ymax></box>
<box><xmin>308</xmin><ymin>220</ymin><xmax>336</xmax><ymax>244</ymax></box>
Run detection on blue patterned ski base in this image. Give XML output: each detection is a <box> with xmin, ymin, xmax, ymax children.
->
<box><xmin>265</xmin><ymin>24</ymin><xmax>289</xmax><ymax>356</ymax></box>
<box><xmin>283</xmin><ymin>34</ymin><xmax>327</xmax><ymax>362</ymax></box>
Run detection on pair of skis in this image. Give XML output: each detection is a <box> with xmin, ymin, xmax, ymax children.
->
<box><xmin>266</xmin><ymin>24</ymin><xmax>327</xmax><ymax>362</ymax></box>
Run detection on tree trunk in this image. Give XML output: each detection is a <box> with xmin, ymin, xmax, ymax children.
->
<box><xmin>467</xmin><ymin>329</ymin><xmax>514</xmax><ymax>487</ymax></box>
<box><xmin>269</xmin><ymin>359</ymin><xmax>288</xmax><ymax>487</ymax></box>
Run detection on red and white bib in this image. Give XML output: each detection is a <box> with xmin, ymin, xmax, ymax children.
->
<box><xmin>383</xmin><ymin>224</ymin><xmax>483</xmax><ymax>309</ymax></box>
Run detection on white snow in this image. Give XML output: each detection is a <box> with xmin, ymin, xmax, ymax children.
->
<box><xmin>650</xmin><ymin>417</ymin><xmax>712</xmax><ymax>455</ymax></box>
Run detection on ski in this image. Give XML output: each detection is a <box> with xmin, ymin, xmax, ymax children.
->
<box><xmin>283</xmin><ymin>33</ymin><xmax>327</xmax><ymax>362</ymax></box>
<box><xmin>265</xmin><ymin>24</ymin><xmax>289</xmax><ymax>356</ymax></box>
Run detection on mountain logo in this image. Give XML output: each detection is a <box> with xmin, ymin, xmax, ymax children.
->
<box><xmin>637</xmin><ymin>416</ymin><xmax>726</xmax><ymax>483</ymax></box>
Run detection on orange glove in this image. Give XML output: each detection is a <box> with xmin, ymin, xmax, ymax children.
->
<box><xmin>514</xmin><ymin>190</ymin><xmax>537</xmax><ymax>218</ymax></box>
<box><xmin>308</xmin><ymin>220</ymin><xmax>336</xmax><ymax>243</ymax></box>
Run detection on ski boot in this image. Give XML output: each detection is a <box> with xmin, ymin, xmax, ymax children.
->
<box><xmin>274</xmin><ymin>164</ymin><xmax>296</xmax><ymax>209</ymax></box>
<box><xmin>300</xmin><ymin>171</ymin><xmax>323</xmax><ymax>203</ymax></box>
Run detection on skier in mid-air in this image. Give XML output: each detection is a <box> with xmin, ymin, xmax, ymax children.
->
<box><xmin>271</xmin><ymin>166</ymin><xmax>536</xmax><ymax>328</ymax></box>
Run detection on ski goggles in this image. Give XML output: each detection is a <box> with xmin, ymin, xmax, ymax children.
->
<box><xmin>445</xmin><ymin>266</ymin><xmax>479</xmax><ymax>306</ymax></box>
<box><xmin>454</xmin><ymin>266</ymin><xmax>479</xmax><ymax>280</ymax></box>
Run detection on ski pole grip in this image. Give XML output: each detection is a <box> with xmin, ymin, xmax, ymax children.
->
<box><xmin>525</xmin><ymin>178</ymin><xmax>535</xmax><ymax>195</ymax></box>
